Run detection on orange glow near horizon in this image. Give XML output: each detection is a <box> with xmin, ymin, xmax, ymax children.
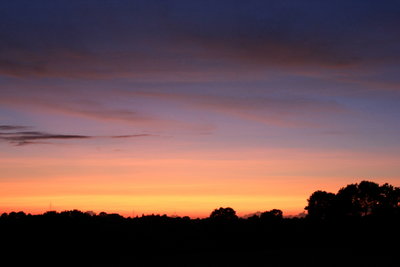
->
<box><xmin>1</xmin><ymin>148</ymin><xmax>399</xmax><ymax>218</ymax></box>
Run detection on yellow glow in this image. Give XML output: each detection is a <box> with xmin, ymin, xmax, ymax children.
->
<box><xmin>1</xmin><ymin>148</ymin><xmax>399</xmax><ymax>217</ymax></box>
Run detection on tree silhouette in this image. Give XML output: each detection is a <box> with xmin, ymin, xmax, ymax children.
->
<box><xmin>335</xmin><ymin>183</ymin><xmax>361</xmax><ymax>217</ymax></box>
<box><xmin>305</xmin><ymin>190</ymin><xmax>336</xmax><ymax>220</ymax></box>
<box><xmin>357</xmin><ymin>181</ymin><xmax>381</xmax><ymax>216</ymax></box>
<box><xmin>209</xmin><ymin>207</ymin><xmax>238</xmax><ymax>220</ymax></box>
<box><xmin>260</xmin><ymin>209</ymin><xmax>283</xmax><ymax>222</ymax></box>
<box><xmin>306</xmin><ymin>181</ymin><xmax>400</xmax><ymax>220</ymax></box>
<box><xmin>377</xmin><ymin>183</ymin><xmax>400</xmax><ymax>216</ymax></box>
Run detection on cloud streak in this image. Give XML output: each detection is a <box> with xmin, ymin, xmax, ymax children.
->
<box><xmin>127</xmin><ymin>91</ymin><xmax>349</xmax><ymax>127</ymax></box>
<box><xmin>0</xmin><ymin>125</ymin><xmax>31</xmax><ymax>131</ymax></box>
<box><xmin>0</xmin><ymin>96</ymin><xmax>154</xmax><ymax>123</ymax></box>
<box><xmin>0</xmin><ymin>126</ymin><xmax>155</xmax><ymax>146</ymax></box>
<box><xmin>0</xmin><ymin>94</ymin><xmax>216</xmax><ymax>134</ymax></box>
<box><xmin>0</xmin><ymin>84</ymin><xmax>350</xmax><ymax>129</ymax></box>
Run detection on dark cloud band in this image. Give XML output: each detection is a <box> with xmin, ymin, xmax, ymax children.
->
<box><xmin>1</xmin><ymin>0</ymin><xmax>399</xmax><ymax>78</ymax></box>
<box><xmin>0</xmin><ymin>126</ymin><xmax>154</xmax><ymax>146</ymax></box>
<box><xmin>0</xmin><ymin>125</ymin><xmax>31</xmax><ymax>131</ymax></box>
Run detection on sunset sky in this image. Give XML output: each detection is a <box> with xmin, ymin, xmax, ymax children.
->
<box><xmin>1</xmin><ymin>0</ymin><xmax>400</xmax><ymax>217</ymax></box>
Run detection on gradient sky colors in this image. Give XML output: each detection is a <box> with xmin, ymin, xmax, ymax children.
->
<box><xmin>1</xmin><ymin>0</ymin><xmax>400</xmax><ymax>217</ymax></box>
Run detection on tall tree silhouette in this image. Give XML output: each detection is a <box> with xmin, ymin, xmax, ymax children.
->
<box><xmin>377</xmin><ymin>183</ymin><xmax>400</xmax><ymax>216</ymax></box>
<box><xmin>336</xmin><ymin>183</ymin><xmax>361</xmax><ymax>217</ymax></box>
<box><xmin>305</xmin><ymin>191</ymin><xmax>336</xmax><ymax>220</ymax></box>
<box><xmin>357</xmin><ymin>181</ymin><xmax>381</xmax><ymax>216</ymax></box>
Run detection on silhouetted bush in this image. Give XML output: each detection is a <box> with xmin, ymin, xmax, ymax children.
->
<box><xmin>209</xmin><ymin>207</ymin><xmax>238</xmax><ymax>221</ymax></box>
<box><xmin>260</xmin><ymin>209</ymin><xmax>283</xmax><ymax>222</ymax></box>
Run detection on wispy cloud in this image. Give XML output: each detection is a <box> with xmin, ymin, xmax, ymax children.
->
<box><xmin>0</xmin><ymin>125</ymin><xmax>31</xmax><ymax>131</ymax></box>
<box><xmin>0</xmin><ymin>93</ymin><xmax>214</xmax><ymax>133</ymax></box>
<box><xmin>2</xmin><ymin>87</ymin><xmax>349</xmax><ymax>129</ymax></box>
<box><xmin>0</xmin><ymin>96</ymin><xmax>157</xmax><ymax>124</ymax></box>
<box><xmin>0</xmin><ymin>125</ymin><xmax>155</xmax><ymax>146</ymax></box>
<box><xmin>127</xmin><ymin>91</ymin><xmax>349</xmax><ymax>127</ymax></box>
<box><xmin>111</xmin><ymin>134</ymin><xmax>154</xmax><ymax>138</ymax></box>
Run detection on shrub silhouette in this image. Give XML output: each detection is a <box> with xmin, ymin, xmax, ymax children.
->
<box><xmin>209</xmin><ymin>207</ymin><xmax>238</xmax><ymax>220</ymax></box>
<box><xmin>260</xmin><ymin>209</ymin><xmax>283</xmax><ymax>222</ymax></box>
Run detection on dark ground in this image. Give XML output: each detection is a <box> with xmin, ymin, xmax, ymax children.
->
<box><xmin>1</xmin><ymin>212</ymin><xmax>399</xmax><ymax>267</ymax></box>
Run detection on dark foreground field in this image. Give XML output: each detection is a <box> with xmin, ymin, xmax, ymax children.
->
<box><xmin>3</xmin><ymin>181</ymin><xmax>399</xmax><ymax>266</ymax></box>
<box><xmin>1</xmin><ymin>212</ymin><xmax>399</xmax><ymax>267</ymax></box>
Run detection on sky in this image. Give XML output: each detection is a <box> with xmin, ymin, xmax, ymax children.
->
<box><xmin>1</xmin><ymin>0</ymin><xmax>400</xmax><ymax>217</ymax></box>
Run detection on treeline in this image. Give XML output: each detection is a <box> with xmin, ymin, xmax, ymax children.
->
<box><xmin>2</xmin><ymin>180</ymin><xmax>398</xmax><ymax>222</ymax></box>
<box><xmin>0</xmin><ymin>207</ymin><xmax>285</xmax><ymax>222</ymax></box>
<box><xmin>1</xmin><ymin>180</ymin><xmax>399</xmax><ymax>267</ymax></box>
<box><xmin>305</xmin><ymin>180</ymin><xmax>400</xmax><ymax>220</ymax></box>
